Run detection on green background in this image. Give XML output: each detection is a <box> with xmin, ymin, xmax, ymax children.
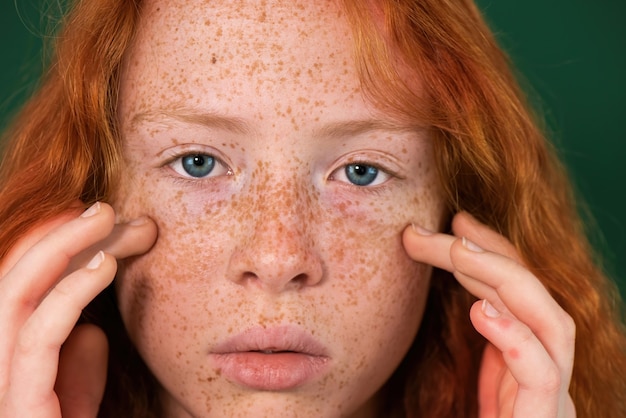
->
<box><xmin>1</xmin><ymin>2</ymin><xmax>624</xmax><ymax>296</ymax></box>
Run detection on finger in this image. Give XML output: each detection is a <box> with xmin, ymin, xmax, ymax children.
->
<box><xmin>402</xmin><ymin>224</ymin><xmax>456</xmax><ymax>272</ymax></box>
<box><xmin>4</xmin><ymin>252</ymin><xmax>116</xmax><ymax>414</ymax></box>
<box><xmin>402</xmin><ymin>212</ymin><xmax>520</xmax><ymax>271</ymax></box>
<box><xmin>470</xmin><ymin>300</ymin><xmax>563</xmax><ymax>418</ymax></box>
<box><xmin>99</xmin><ymin>216</ymin><xmax>157</xmax><ymax>259</ymax></box>
<box><xmin>0</xmin><ymin>208</ymin><xmax>82</xmax><ymax>278</ymax></box>
<box><xmin>403</xmin><ymin>212</ymin><xmax>522</xmax><ymax>293</ymax></box>
<box><xmin>451</xmin><ymin>211</ymin><xmax>522</xmax><ymax>263</ymax></box>
<box><xmin>405</xmin><ymin>221</ymin><xmax>575</xmax><ymax>380</ymax></box>
<box><xmin>0</xmin><ymin>202</ymin><xmax>115</xmax><ymax>305</ymax></box>
<box><xmin>406</xmin><ymin>215</ymin><xmax>575</xmax><ymax>416</ymax></box>
<box><xmin>402</xmin><ymin>225</ymin><xmax>500</xmax><ymax>302</ymax></box>
<box><xmin>0</xmin><ymin>202</ymin><xmax>114</xmax><ymax>393</ymax></box>
<box><xmin>64</xmin><ymin>216</ymin><xmax>157</xmax><ymax>273</ymax></box>
<box><xmin>56</xmin><ymin>324</ymin><xmax>108</xmax><ymax>418</ymax></box>
<box><xmin>454</xmin><ymin>237</ymin><xmax>576</xmax><ymax>417</ymax></box>
<box><xmin>564</xmin><ymin>396</ymin><xmax>577</xmax><ymax>418</ymax></box>
<box><xmin>403</xmin><ymin>222</ymin><xmax>560</xmax><ymax>415</ymax></box>
<box><xmin>451</xmin><ymin>238</ymin><xmax>576</xmax><ymax>382</ymax></box>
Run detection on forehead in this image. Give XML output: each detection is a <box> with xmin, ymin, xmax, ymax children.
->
<box><xmin>122</xmin><ymin>0</ymin><xmax>367</xmax><ymax>115</ymax></box>
<box><xmin>141</xmin><ymin>0</ymin><xmax>345</xmax><ymax>25</ymax></box>
<box><xmin>134</xmin><ymin>0</ymin><xmax>352</xmax><ymax>68</ymax></box>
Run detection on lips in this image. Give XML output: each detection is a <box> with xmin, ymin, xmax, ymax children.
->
<box><xmin>210</xmin><ymin>325</ymin><xmax>330</xmax><ymax>391</ymax></box>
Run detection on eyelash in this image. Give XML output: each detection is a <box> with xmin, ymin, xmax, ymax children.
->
<box><xmin>327</xmin><ymin>157</ymin><xmax>404</xmax><ymax>197</ymax></box>
<box><xmin>329</xmin><ymin>161</ymin><xmax>394</xmax><ymax>188</ymax></box>
<box><xmin>163</xmin><ymin>151</ymin><xmax>399</xmax><ymax>194</ymax></box>
<box><xmin>164</xmin><ymin>151</ymin><xmax>232</xmax><ymax>181</ymax></box>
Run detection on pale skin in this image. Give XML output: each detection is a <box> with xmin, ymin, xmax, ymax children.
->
<box><xmin>0</xmin><ymin>0</ymin><xmax>575</xmax><ymax>417</ymax></box>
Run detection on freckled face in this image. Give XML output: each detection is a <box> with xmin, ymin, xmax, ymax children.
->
<box><xmin>114</xmin><ymin>0</ymin><xmax>444</xmax><ymax>417</ymax></box>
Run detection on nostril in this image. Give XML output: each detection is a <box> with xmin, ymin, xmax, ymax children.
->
<box><xmin>291</xmin><ymin>273</ymin><xmax>309</xmax><ymax>286</ymax></box>
<box><xmin>242</xmin><ymin>271</ymin><xmax>258</xmax><ymax>281</ymax></box>
<box><xmin>236</xmin><ymin>271</ymin><xmax>312</xmax><ymax>291</ymax></box>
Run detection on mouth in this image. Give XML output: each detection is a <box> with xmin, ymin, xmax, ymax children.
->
<box><xmin>210</xmin><ymin>325</ymin><xmax>331</xmax><ymax>391</ymax></box>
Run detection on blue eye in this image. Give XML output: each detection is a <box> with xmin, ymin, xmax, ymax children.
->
<box><xmin>330</xmin><ymin>161</ymin><xmax>391</xmax><ymax>187</ymax></box>
<box><xmin>168</xmin><ymin>152</ymin><xmax>230</xmax><ymax>179</ymax></box>
<box><xmin>181</xmin><ymin>154</ymin><xmax>216</xmax><ymax>178</ymax></box>
<box><xmin>344</xmin><ymin>163</ymin><xmax>380</xmax><ymax>186</ymax></box>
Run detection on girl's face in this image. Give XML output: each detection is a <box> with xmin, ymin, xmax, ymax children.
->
<box><xmin>114</xmin><ymin>0</ymin><xmax>444</xmax><ymax>416</ymax></box>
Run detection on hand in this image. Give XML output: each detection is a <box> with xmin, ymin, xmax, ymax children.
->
<box><xmin>403</xmin><ymin>212</ymin><xmax>576</xmax><ymax>418</ymax></box>
<box><xmin>0</xmin><ymin>202</ymin><xmax>157</xmax><ymax>417</ymax></box>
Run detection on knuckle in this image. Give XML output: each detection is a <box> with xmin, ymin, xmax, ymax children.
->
<box><xmin>15</xmin><ymin>329</ymin><xmax>37</xmax><ymax>357</ymax></box>
<box><xmin>560</xmin><ymin>312</ymin><xmax>576</xmax><ymax>342</ymax></box>
<box><xmin>51</xmin><ymin>279</ymin><xmax>74</xmax><ymax>299</ymax></box>
<box><xmin>0</xmin><ymin>283</ymin><xmax>39</xmax><ymax>312</ymax></box>
<box><xmin>516</xmin><ymin>322</ymin><xmax>536</xmax><ymax>346</ymax></box>
<box><xmin>549</xmin><ymin>309</ymin><xmax>576</xmax><ymax>353</ymax></box>
<box><xmin>537</xmin><ymin>363</ymin><xmax>562</xmax><ymax>395</ymax></box>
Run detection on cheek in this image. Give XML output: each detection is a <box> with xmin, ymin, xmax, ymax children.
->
<box><xmin>322</xmin><ymin>181</ymin><xmax>441</xmax><ymax>291</ymax></box>
<box><xmin>294</xmin><ymin>199</ymin><xmax>432</xmax><ymax>408</ymax></box>
<box><xmin>113</xmin><ymin>173</ymin><xmax>234</xmax><ymax>329</ymax></box>
<box><xmin>113</xmin><ymin>183</ymin><xmax>241</xmax><ymax>393</ymax></box>
<box><xmin>308</xmin><ymin>189</ymin><xmax>437</xmax><ymax>368</ymax></box>
<box><xmin>322</xmin><ymin>200</ymin><xmax>432</xmax><ymax>348</ymax></box>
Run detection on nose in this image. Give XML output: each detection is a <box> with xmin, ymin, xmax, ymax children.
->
<box><xmin>226</xmin><ymin>180</ymin><xmax>324</xmax><ymax>293</ymax></box>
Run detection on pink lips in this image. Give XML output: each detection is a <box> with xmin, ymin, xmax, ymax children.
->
<box><xmin>211</xmin><ymin>325</ymin><xmax>330</xmax><ymax>391</ymax></box>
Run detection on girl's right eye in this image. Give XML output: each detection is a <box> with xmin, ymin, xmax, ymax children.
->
<box><xmin>169</xmin><ymin>153</ymin><xmax>231</xmax><ymax>179</ymax></box>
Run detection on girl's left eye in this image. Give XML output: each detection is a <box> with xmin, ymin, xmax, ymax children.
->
<box><xmin>169</xmin><ymin>153</ymin><xmax>230</xmax><ymax>178</ymax></box>
<box><xmin>331</xmin><ymin>163</ymin><xmax>391</xmax><ymax>187</ymax></box>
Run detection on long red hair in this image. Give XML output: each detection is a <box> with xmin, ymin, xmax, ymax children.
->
<box><xmin>1</xmin><ymin>1</ymin><xmax>624</xmax><ymax>417</ymax></box>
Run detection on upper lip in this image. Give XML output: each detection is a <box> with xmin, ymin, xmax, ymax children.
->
<box><xmin>211</xmin><ymin>325</ymin><xmax>329</xmax><ymax>357</ymax></box>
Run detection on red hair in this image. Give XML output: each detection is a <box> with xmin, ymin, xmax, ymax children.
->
<box><xmin>1</xmin><ymin>0</ymin><xmax>624</xmax><ymax>416</ymax></box>
<box><xmin>342</xmin><ymin>0</ymin><xmax>626</xmax><ymax>416</ymax></box>
<box><xmin>0</xmin><ymin>0</ymin><xmax>138</xmax><ymax>257</ymax></box>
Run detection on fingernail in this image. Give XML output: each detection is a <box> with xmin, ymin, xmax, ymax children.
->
<box><xmin>86</xmin><ymin>251</ymin><xmax>105</xmax><ymax>270</ymax></box>
<box><xmin>462</xmin><ymin>236</ymin><xmax>483</xmax><ymax>253</ymax></box>
<box><xmin>482</xmin><ymin>299</ymin><xmax>501</xmax><ymax>318</ymax></box>
<box><xmin>81</xmin><ymin>202</ymin><xmax>101</xmax><ymax>218</ymax></box>
<box><xmin>129</xmin><ymin>216</ymin><xmax>148</xmax><ymax>226</ymax></box>
<box><xmin>412</xmin><ymin>223</ymin><xmax>434</xmax><ymax>236</ymax></box>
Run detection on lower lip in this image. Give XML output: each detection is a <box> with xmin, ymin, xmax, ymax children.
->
<box><xmin>212</xmin><ymin>352</ymin><xmax>330</xmax><ymax>391</ymax></box>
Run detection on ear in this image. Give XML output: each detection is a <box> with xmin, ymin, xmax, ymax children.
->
<box><xmin>477</xmin><ymin>342</ymin><xmax>516</xmax><ymax>418</ymax></box>
<box><xmin>56</xmin><ymin>324</ymin><xmax>109</xmax><ymax>417</ymax></box>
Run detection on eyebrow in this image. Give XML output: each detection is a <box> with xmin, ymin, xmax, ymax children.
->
<box><xmin>313</xmin><ymin>119</ymin><xmax>425</xmax><ymax>140</ymax></box>
<box><xmin>131</xmin><ymin>108</ymin><xmax>252</xmax><ymax>135</ymax></box>
<box><xmin>131</xmin><ymin>107</ymin><xmax>424</xmax><ymax>139</ymax></box>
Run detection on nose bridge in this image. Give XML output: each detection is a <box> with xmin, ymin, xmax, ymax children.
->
<box><xmin>256</xmin><ymin>173</ymin><xmax>310</xmax><ymax>232</ymax></box>
<box><xmin>228</xmin><ymin>172</ymin><xmax>322</xmax><ymax>292</ymax></box>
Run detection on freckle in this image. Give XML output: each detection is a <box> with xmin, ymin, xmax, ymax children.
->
<box><xmin>500</xmin><ymin>318</ymin><xmax>513</xmax><ymax>330</ymax></box>
<box><xmin>508</xmin><ymin>348</ymin><xmax>520</xmax><ymax>360</ymax></box>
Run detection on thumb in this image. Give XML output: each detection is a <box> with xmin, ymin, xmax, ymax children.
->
<box><xmin>55</xmin><ymin>324</ymin><xmax>108</xmax><ymax>418</ymax></box>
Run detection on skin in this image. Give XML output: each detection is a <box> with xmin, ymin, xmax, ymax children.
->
<box><xmin>0</xmin><ymin>0</ymin><xmax>576</xmax><ymax>417</ymax></box>
<box><xmin>405</xmin><ymin>215</ymin><xmax>576</xmax><ymax>417</ymax></box>
<box><xmin>0</xmin><ymin>203</ymin><xmax>157</xmax><ymax>417</ymax></box>
<box><xmin>113</xmin><ymin>0</ymin><xmax>443</xmax><ymax>416</ymax></box>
